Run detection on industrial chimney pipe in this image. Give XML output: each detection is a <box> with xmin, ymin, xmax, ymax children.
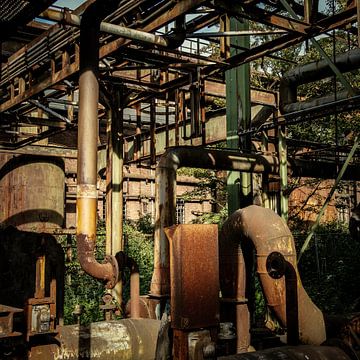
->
<box><xmin>221</xmin><ymin>205</ymin><xmax>326</xmax><ymax>345</ymax></box>
<box><xmin>76</xmin><ymin>2</ymin><xmax>118</xmax><ymax>289</ymax></box>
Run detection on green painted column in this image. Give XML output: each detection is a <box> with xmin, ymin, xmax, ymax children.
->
<box><xmin>225</xmin><ymin>16</ymin><xmax>252</xmax><ymax>215</ymax></box>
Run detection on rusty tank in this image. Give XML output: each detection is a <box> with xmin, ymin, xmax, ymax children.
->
<box><xmin>0</xmin><ymin>154</ymin><xmax>65</xmax><ymax>232</ymax></box>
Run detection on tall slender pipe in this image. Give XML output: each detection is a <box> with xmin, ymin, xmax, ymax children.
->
<box><xmin>221</xmin><ymin>205</ymin><xmax>326</xmax><ymax>345</ymax></box>
<box><xmin>77</xmin><ymin>2</ymin><xmax>118</xmax><ymax>289</ymax></box>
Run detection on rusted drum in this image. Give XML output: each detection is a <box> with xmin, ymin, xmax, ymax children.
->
<box><xmin>218</xmin><ymin>345</ymin><xmax>352</xmax><ymax>360</ymax></box>
<box><xmin>29</xmin><ymin>319</ymin><xmax>161</xmax><ymax>360</ymax></box>
<box><xmin>0</xmin><ymin>154</ymin><xmax>64</xmax><ymax>232</ymax></box>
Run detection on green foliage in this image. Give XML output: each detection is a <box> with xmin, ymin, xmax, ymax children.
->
<box><xmin>294</xmin><ymin>222</ymin><xmax>360</xmax><ymax>314</ymax></box>
<box><xmin>123</xmin><ymin>220</ymin><xmax>154</xmax><ymax>300</ymax></box>
<box><xmin>61</xmin><ymin>230</ymin><xmax>106</xmax><ymax>326</ymax></box>
<box><xmin>60</xmin><ymin>218</ymin><xmax>154</xmax><ymax>325</ymax></box>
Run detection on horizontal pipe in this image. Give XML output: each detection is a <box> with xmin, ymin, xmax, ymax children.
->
<box><xmin>29</xmin><ymin>319</ymin><xmax>161</xmax><ymax>360</ymax></box>
<box><xmin>40</xmin><ymin>8</ymin><xmax>168</xmax><ymax>47</ymax></box>
<box><xmin>280</xmin><ymin>48</ymin><xmax>360</xmax><ymax>113</ymax></box>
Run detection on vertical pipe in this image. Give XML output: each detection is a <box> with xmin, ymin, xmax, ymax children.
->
<box><xmin>261</xmin><ymin>132</ymin><xmax>270</xmax><ymax>209</ymax></box>
<box><xmin>129</xmin><ymin>259</ymin><xmax>140</xmax><ymax>319</ymax></box>
<box><xmin>279</xmin><ymin>125</ymin><xmax>288</xmax><ymax>220</ymax></box>
<box><xmin>106</xmin><ymin>109</ymin><xmax>112</xmax><ymax>255</ymax></box>
<box><xmin>112</xmin><ymin>90</ymin><xmax>124</xmax><ymax>304</ymax></box>
<box><xmin>150</xmin><ymin>97</ymin><xmax>156</xmax><ymax>165</ymax></box>
<box><xmin>175</xmin><ymin>89</ymin><xmax>180</xmax><ymax>146</ymax></box>
<box><xmin>76</xmin><ymin>2</ymin><xmax>118</xmax><ymax>288</ymax></box>
<box><xmin>35</xmin><ymin>254</ymin><xmax>46</xmax><ymax>299</ymax></box>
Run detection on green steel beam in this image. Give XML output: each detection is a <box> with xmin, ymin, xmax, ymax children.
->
<box><xmin>226</xmin><ymin>16</ymin><xmax>253</xmax><ymax>214</ymax></box>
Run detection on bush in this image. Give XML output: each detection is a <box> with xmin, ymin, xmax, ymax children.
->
<box><xmin>60</xmin><ymin>217</ymin><xmax>154</xmax><ymax>325</ymax></box>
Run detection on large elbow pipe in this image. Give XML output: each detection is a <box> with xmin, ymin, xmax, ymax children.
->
<box><xmin>221</xmin><ymin>205</ymin><xmax>326</xmax><ymax>345</ymax></box>
<box><xmin>76</xmin><ymin>2</ymin><xmax>118</xmax><ymax>289</ymax></box>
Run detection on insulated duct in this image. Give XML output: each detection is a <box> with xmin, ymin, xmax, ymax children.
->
<box><xmin>220</xmin><ymin>205</ymin><xmax>326</xmax><ymax>345</ymax></box>
<box><xmin>76</xmin><ymin>1</ymin><xmax>118</xmax><ymax>289</ymax></box>
<box><xmin>279</xmin><ymin>48</ymin><xmax>360</xmax><ymax>114</ymax></box>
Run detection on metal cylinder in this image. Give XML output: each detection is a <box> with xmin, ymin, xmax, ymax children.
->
<box><xmin>218</xmin><ymin>345</ymin><xmax>352</xmax><ymax>360</ymax></box>
<box><xmin>221</xmin><ymin>205</ymin><xmax>326</xmax><ymax>345</ymax></box>
<box><xmin>29</xmin><ymin>319</ymin><xmax>161</xmax><ymax>360</ymax></box>
<box><xmin>0</xmin><ymin>154</ymin><xmax>64</xmax><ymax>232</ymax></box>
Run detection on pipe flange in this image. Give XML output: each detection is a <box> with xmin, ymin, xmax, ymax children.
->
<box><xmin>104</xmin><ymin>255</ymin><xmax>119</xmax><ymax>289</ymax></box>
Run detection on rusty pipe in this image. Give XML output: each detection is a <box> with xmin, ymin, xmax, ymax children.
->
<box><xmin>77</xmin><ymin>2</ymin><xmax>118</xmax><ymax>289</ymax></box>
<box><xmin>40</xmin><ymin>8</ymin><xmax>169</xmax><ymax>47</ymax></box>
<box><xmin>279</xmin><ymin>48</ymin><xmax>360</xmax><ymax>114</ymax></box>
<box><xmin>221</xmin><ymin>205</ymin><xmax>326</xmax><ymax>345</ymax></box>
<box><xmin>150</xmin><ymin>146</ymin><xmax>360</xmax><ymax>297</ymax></box>
<box><xmin>129</xmin><ymin>257</ymin><xmax>140</xmax><ymax>319</ymax></box>
<box><xmin>150</xmin><ymin>146</ymin><xmax>281</xmax><ymax>296</ymax></box>
<box><xmin>116</xmin><ymin>252</ymin><xmax>140</xmax><ymax>318</ymax></box>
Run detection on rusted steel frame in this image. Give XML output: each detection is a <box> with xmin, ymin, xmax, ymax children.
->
<box><xmin>0</xmin><ymin>0</ymin><xmax>205</xmax><ymax>113</ymax></box>
<box><xmin>204</xmin><ymin>5</ymin><xmax>357</xmax><ymax>78</ymax></box>
<box><xmin>221</xmin><ymin>205</ymin><xmax>326</xmax><ymax>345</ymax></box>
<box><xmin>0</xmin><ymin>114</ymin><xmax>66</xmax><ymax>128</ymax></box>
<box><xmin>150</xmin><ymin>97</ymin><xmax>156</xmax><ymax>165</ymax></box>
<box><xmin>76</xmin><ymin>2</ymin><xmax>118</xmax><ymax>289</ymax></box>
<box><xmin>0</xmin><ymin>127</ymin><xmax>69</xmax><ymax>150</ymax></box>
<box><xmin>215</xmin><ymin>0</ymin><xmax>308</xmax><ymax>34</ymax></box>
<box><xmin>99</xmin><ymin>0</ymin><xmax>208</xmax><ymax>59</ymax></box>
<box><xmin>28</xmin><ymin>100</ymin><xmax>72</xmax><ymax>124</ymax></box>
<box><xmin>0</xmin><ymin>62</ymin><xmax>79</xmax><ymax>112</ymax></box>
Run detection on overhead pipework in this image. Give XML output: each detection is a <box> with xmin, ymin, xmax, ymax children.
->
<box><xmin>279</xmin><ymin>48</ymin><xmax>360</xmax><ymax>114</ymax></box>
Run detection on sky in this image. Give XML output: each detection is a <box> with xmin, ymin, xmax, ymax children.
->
<box><xmin>53</xmin><ymin>0</ymin><xmax>86</xmax><ymax>10</ymax></box>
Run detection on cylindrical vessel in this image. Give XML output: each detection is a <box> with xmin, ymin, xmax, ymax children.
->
<box><xmin>0</xmin><ymin>154</ymin><xmax>64</xmax><ymax>232</ymax></box>
<box><xmin>29</xmin><ymin>319</ymin><xmax>160</xmax><ymax>360</ymax></box>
